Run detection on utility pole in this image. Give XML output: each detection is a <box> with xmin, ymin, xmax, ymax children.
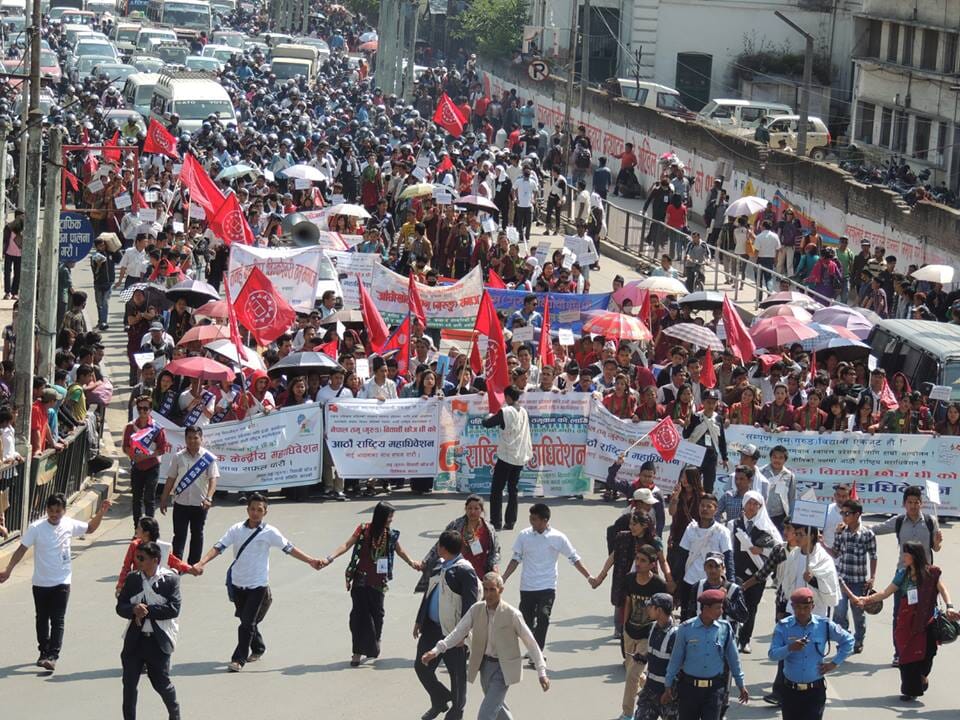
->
<box><xmin>402</xmin><ymin>1</ymin><xmax>419</xmax><ymax>102</ymax></box>
<box><xmin>301</xmin><ymin>0</ymin><xmax>309</xmax><ymax>34</ymax></box>
<box><xmin>579</xmin><ymin>0</ymin><xmax>590</xmax><ymax>111</ymax></box>
<box><xmin>0</xmin><ymin>122</ymin><xmax>8</xmax><ymax>246</ymax></box>
<box><xmin>775</xmin><ymin>11</ymin><xmax>813</xmax><ymax>158</ymax></box>
<box><xmin>375</xmin><ymin>0</ymin><xmax>399</xmax><ymax>96</ymax></box>
<box><xmin>13</xmin><ymin>0</ymin><xmax>42</xmax><ymax>524</ymax></box>
<box><xmin>561</xmin><ymin>0</ymin><xmax>579</xmax><ymax>171</ymax></box>
<box><xmin>37</xmin><ymin>128</ymin><xmax>62</xmax><ymax>380</ymax></box>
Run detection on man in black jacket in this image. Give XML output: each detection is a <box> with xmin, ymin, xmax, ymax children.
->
<box><xmin>116</xmin><ymin>541</ymin><xmax>182</xmax><ymax>720</ymax></box>
<box><xmin>683</xmin><ymin>389</ymin><xmax>728</xmax><ymax>494</ymax></box>
<box><xmin>642</xmin><ymin>177</ymin><xmax>672</xmax><ymax>254</ymax></box>
<box><xmin>414</xmin><ymin>530</ymin><xmax>481</xmax><ymax>720</ymax></box>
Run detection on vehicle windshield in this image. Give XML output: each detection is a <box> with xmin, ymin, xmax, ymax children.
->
<box><xmin>214</xmin><ymin>33</ymin><xmax>243</xmax><ymax>48</ymax></box>
<box><xmin>40</xmin><ymin>50</ymin><xmax>58</xmax><ymax>65</ymax></box>
<box><xmin>135</xmin><ymin>85</ymin><xmax>156</xmax><ymax>104</ymax></box>
<box><xmin>116</xmin><ymin>28</ymin><xmax>140</xmax><ymax>42</ymax></box>
<box><xmin>163</xmin><ymin>6</ymin><xmax>211</xmax><ymax>31</ymax></box>
<box><xmin>942</xmin><ymin>361</ymin><xmax>960</xmax><ymax>400</ymax></box>
<box><xmin>78</xmin><ymin>55</ymin><xmax>113</xmax><ymax>72</ymax></box>
<box><xmin>271</xmin><ymin>60</ymin><xmax>308</xmax><ymax>79</ymax></box>
<box><xmin>158</xmin><ymin>46</ymin><xmax>188</xmax><ymax>63</ymax></box>
<box><xmin>173</xmin><ymin>99</ymin><xmax>233</xmax><ymax>120</ymax></box>
<box><xmin>657</xmin><ymin>93</ymin><xmax>686</xmax><ymax>112</ymax></box>
<box><xmin>211</xmin><ymin>48</ymin><xmax>234</xmax><ymax>62</ymax></box>
<box><xmin>186</xmin><ymin>57</ymin><xmax>218</xmax><ymax>70</ymax></box>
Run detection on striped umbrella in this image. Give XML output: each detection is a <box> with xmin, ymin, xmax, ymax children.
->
<box><xmin>799</xmin><ymin>323</ymin><xmax>861</xmax><ymax>352</ymax></box>
<box><xmin>581</xmin><ymin>311</ymin><xmax>653</xmax><ymax>342</ymax></box>
<box><xmin>662</xmin><ymin>322</ymin><xmax>724</xmax><ymax>351</ymax></box>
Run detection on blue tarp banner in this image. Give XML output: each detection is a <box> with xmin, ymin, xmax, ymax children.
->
<box><xmin>486</xmin><ymin>290</ymin><xmax>612</xmax><ymax>333</ymax></box>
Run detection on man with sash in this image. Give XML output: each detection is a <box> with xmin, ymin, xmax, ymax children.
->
<box><xmin>122</xmin><ymin>395</ymin><xmax>170</xmax><ymax>532</ymax></box>
<box><xmin>160</xmin><ymin>425</ymin><xmax>219</xmax><ymax>565</ymax></box>
<box><xmin>179</xmin><ymin>378</ymin><xmax>215</xmax><ymax>427</ymax></box>
<box><xmin>682</xmin><ymin>389</ymin><xmax>728</xmax><ymax>494</ymax></box>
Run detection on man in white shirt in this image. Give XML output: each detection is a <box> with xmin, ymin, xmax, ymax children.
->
<box><xmin>360</xmin><ymin>355</ymin><xmax>398</xmax><ymax>400</ymax></box>
<box><xmin>194</xmin><ymin>493</ymin><xmax>323</xmax><ymax>671</ymax></box>
<box><xmin>502</xmin><ymin>503</ymin><xmax>596</xmax><ymax>652</ymax></box>
<box><xmin>160</xmin><ymin>425</ymin><xmax>220</xmax><ymax>564</ymax></box>
<box><xmin>511</xmin><ymin>166</ymin><xmax>539</xmax><ymax>243</ymax></box>
<box><xmin>178</xmin><ymin>378</ymin><xmax>215</xmax><ymax>427</ymax></box>
<box><xmin>115</xmin><ymin>235</ymin><xmax>149</xmax><ymax>288</ymax></box>
<box><xmin>822</xmin><ymin>483</ymin><xmax>851</xmax><ymax>550</ymax></box>
<box><xmin>754</xmin><ymin>220</ymin><xmax>781</xmax><ymax>294</ymax></box>
<box><xmin>316</xmin><ymin>369</ymin><xmax>352</xmax><ymax>501</ymax></box>
<box><xmin>422</xmin><ymin>573</ymin><xmax>550</xmax><ymax>720</ymax></box>
<box><xmin>677</xmin><ymin>493</ymin><xmax>734</xmax><ymax>620</ymax></box>
<box><xmin>0</xmin><ymin>492</ymin><xmax>112</xmax><ymax>670</ymax></box>
<box><xmin>480</xmin><ymin>386</ymin><xmax>533</xmax><ymax>530</ymax></box>
<box><xmin>759</xmin><ymin>444</ymin><xmax>796</xmax><ymax>532</ymax></box>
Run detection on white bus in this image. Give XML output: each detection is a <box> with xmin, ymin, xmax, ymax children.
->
<box><xmin>146</xmin><ymin>0</ymin><xmax>211</xmax><ymax>37</ymax></box>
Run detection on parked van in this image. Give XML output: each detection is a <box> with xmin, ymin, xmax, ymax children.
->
<box><xmin>122</xmin><ymin>71</ymin><xmax>159</xmax><ymax>117</ymax></box>
<box><xmin>604</xmin><ymin>78</ymin><xmax>690</xmax><ymax>116</ymax></box>
<box><xmin>269</xmin><ymin>43</ymin><xmax>319</xmax><ymax>80</ymax></box>
<box><xmin>135</xmin><ymin>26</ymin><xmax>177</xmax><ymax>51</ymax></box>
<box><xmin>867</xmin><ymin>319</ymin><xmax>960</xmax><ymax>401</ymax></box>
<box><xmin>739</xmin><ymin>114</ymin><xmax>833</xmax><ymax>160</ymax></box>
<box><xmin>112</xmin><ymin>20</ymin><xmax>142</xmax><ymax>55</ymax></box>
<box><xmin>149</xmin><ymin>69</ymin><xmax>236</xmax><ymax>132</ymax></box>
<box><xmin>698</xmin><ymin>98</ymin><xmax>794</xmax><ymax>129</ymax></box>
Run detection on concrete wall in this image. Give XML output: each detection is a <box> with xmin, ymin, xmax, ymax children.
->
<box><xmin>482</xmin><ymin>59</ymin><xmax>960</xmax><ymax>270</ymax></box>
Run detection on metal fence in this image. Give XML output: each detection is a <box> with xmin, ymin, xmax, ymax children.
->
<box><xmin>0</xmin><ymin>460</ymin><xmax>25</xmax><ymax>538</ymax></box>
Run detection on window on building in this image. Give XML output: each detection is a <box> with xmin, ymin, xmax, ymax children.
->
<box><xmin>856</xmin><ymin>102</ymin><xmax>876</xmax><ymax>143</ymax></box>
<box><xmin>867</xmin><ymin>19</ymin><xmax>882</xmax><ymax>58</ymax></box>
<box><xmin>893</xmin><ymin>110</ymin><xmax>909</xmax><ymax>152</ymax></box>
<box><xmin>913</xmin><ymin>116</ymin><xmax>931</xmax><ymax>159</ymax></box>
<box><xmin>902</xmin><ymin>25</ymin><xmax>915</xmax><ymax>66</ymax></box>
<box><xmin>887</xmin><ymin>23</ymin><xmax>900</xmax><ymax>62</ymax></box>
<box><xmin>921</xmin><ymin>29</ymin><xmax>939</xmax><ymax>70</ymax></box>
<box><xmin>945</xmin><ymin>33</ymin><xmax>958</xmax><ymax>73</ymax></box>
<box><xmin>879</xmin><ymin>107</ymin><xmax>893</xmax><ymax>147</ymax></box>
<box><xmin>936</xmin><ymin>122</ymin><xmax>948</xmax><ymax>166</ymax></box>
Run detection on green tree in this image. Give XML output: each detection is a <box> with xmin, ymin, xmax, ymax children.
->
<box><xmin>451</xmin><ymin>0</ymin><xmax>528</xmax><ymax>60</ymax></box>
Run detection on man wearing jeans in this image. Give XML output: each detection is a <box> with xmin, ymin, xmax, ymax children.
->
<box><xmin>89</xmin><ymin>236</ymin><xmax>117</xmax><ymax>330</ymax></box>
<box><xmin>511</xmin><ymin>165</ymin><xmax>538</xmax><ymax>243</ymax></box>
<box><xmin>829</xmin><ymin>499</ymin><xmax>877</xmax><ymax>654</ymax></box>
<box><xmin>753</xmin><ymin>220</ymin><xmax>781</xmax><ymax>296</ymax></box>
<box><xmin>502</xmin><ymin>503</ymin><xmax>595</xmax><ymax>655</ymax></box>
<box><xmin>122</xmin><ymin>395</ymin><xmax>170</xmax><ymax>531</ymax></box>
<box><xmin>160</xmin><ymin>425</ymin><xmax>220</xmax><ymax>565</ymax></box>
<box><xmin>0</xmin><ymin>492</ymin><xmax>112</xmax><ymax>671</ymax></box>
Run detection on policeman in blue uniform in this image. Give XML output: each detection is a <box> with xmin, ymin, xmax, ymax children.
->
<box><xmin>768</xmin><ymin>587</ymin><xmax>854</xmax><ymax>720</ymax></box>
<box><xmin>663</xmin><ymin>588</ymin><xmax>749</xmax><ymax>720</ymax></box>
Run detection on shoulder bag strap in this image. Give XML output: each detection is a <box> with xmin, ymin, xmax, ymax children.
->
<box><xmin>228</xmin><ymin>525</ymin><xmax>264</xmax><ymax>573</ymax></box>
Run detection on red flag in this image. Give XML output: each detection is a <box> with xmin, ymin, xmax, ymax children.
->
<box><xmin>879</xmin><ymin>378</ymin><xmax>898</xmax><ymax>410</ymax></box>
<box><xmin>379</xmin><ymin>314</ymin><xmax>412</xmax><ymax>375</ymax></box>
<box><xmin>436</xmin><ymin>154</ymin><xmax>454</xmax><ymax>174</ymax></box>
<box><xmin>637</xmin><ymin>288</ymin><xmax>651</xmax><ymax>327</ymax></box>
<box><xmin>701</xmin><ymin>349</ymin><xmax>717</xmax><ymax>390</ymax></box>
<box><xmin>722</xmin><ymin>296</ymin><xmax>756</xmax><ymax>363</ymax></box>
<box><xmin>432</xmin><ymin>92</ymin><xmax>468</xmax><ymax>137</ymax></box>
<box><xmin>408</xmin><ymin>272</ymin><xmax>427</xmax><ymax>328</ymax></box>
<box><xmin>539</xmin><ymin>295</ymin><xmax>555</xmax><ymax>368</ymax></box>
<box><xmin>82</xmin><ymin>152</ymin><xmax>99</xmax><ymax>178</ymax></box>
<box><xmin>208</xmin><ymin>192</ymin><xmax>254</xmax><ymax>246</ymax></box>
<box><xmin>134</xmin><ymin>188</ymin><xmax>148</xmax><ymax>212</ymax></box>
<box><xmin>64</xmin><ymin>169</ymin><xmax>79</xmax><ymax>192</ymax></box>
<box><xmin>649</xmin><ymin>416</ymin><xmax>682</xmax><ymax>462</ymax></box>
<box><xmin>143</xmin><ymin>119</ymin><xmax>181</xmax><ymax>159</ymax></box>
<box><xmin>358</xmin><ymin>277</ymin><xmax>389</xmax><ymax>352</ymax></box>
<box><xmin>487</xmin><ymin>268</ymin><xmax>507</xmax><ymax>289</ymax></box>
<box><xmin>103</xmin><ymin>130</ymin><xmax>121</xmax><ymax>163</ymax></box>
<box><xmin>180</xmin><ymin>153</ymin><xmax>225</xmax><ymax>214</ymax></box>
<box><xmin>849</xmin><ymin>482</ymin><xmax>859</xmax><ymax>500</ymax></box>
<box><xmin>233</xmin><ymin>267</ymin><xmax>297</xmax><ymax>346</ymax></box>
<box><xmin>472</xmin><ymin>291</ymin><xmax>510</xmax><ymax>413</ymax></box>
<box><xmin>317</xmin><ymin>337</ymin><xmax>339</xmax><ymax>359</ymax></box>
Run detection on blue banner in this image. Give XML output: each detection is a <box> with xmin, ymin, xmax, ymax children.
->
<box><xmin>485</xmin><ymin>290</ymin><xmax>612</xmax><ymax>333</ymax></box>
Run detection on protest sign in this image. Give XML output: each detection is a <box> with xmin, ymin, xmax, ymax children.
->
<box><xmin>325</xmin><ymin>398</ymin><xmax>440</xmax><ymax>478</ymax></box>
<box><xmin>929</xmin><ymin>385</ymin><xmax>952</xmax><ymax>402</ymax></box>
<box><xmin>792</xmin><ymin>500</ymin><xmax>828</xmax><ymax>528</ymax></box>
<box><xmin>114</xmin><ymin>193</ymin><xmax>132</xmax><ymax>209</ymax></box>
<box><xmin>534</xmin><ymin>241</ymin><xmax>551</xmax><ymax>266</ymax></box>
<box><xmin>228</xmin><ymin>244</ymin><xmax>325</xmax><ymax>312</ymax></box>
<box><xmin>436</xmin><ymin>393</ymin><xmax>591</xmax><ymax>496</ymax></box>
<box><xmin>557</xmin><ymin>328</ymin><xmax>575</xmax><ymax>346</ymax></box>
<box><xmin>373</xmin><ymin>264</ymin><xmax>483</xmax><ymax>328</ymax></box>
<box><xmin>511</xmin><ymin>326</ymin><xmax>534</xmax><ymax>343</ymax></box>
<box><xmin>564</xmin><ymin>235</ymin><xmax>598</xmax><ymax>265</ymax></box>
<box><xmin>725</xmin><ymin>426</ymin><xmax>960</xmax><ymax>514</ymax></box>
<box><xmin>154</xmin><ymin>406</ymin><xmax>323</xmax><ymax>491</ymax></box>
<box><xmin>486</xmin><ymin>289</ymin><xmax>612</xmax><ymax>333</ymax></box>
<box><xmin>324</xmin><ymin>249</ymin><xmax>380</xmax><ymax>308</ymax></box>
<box><xmin>139</xmin><ymin>208</ymin><xmax>157</xmax><ymax>222</ymax></box>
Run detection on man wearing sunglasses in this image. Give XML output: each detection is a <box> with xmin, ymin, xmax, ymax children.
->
<box><xmin>122</xmin><ymin>395</ymin><xmax>170</xmax><ymax>532</ymax></box>
<box><xmin>768</xmin><ymin>587</ymin><xmax>854</xmax><ymax>720</ymax></box>
<box><xmin>826</xmin><ymin>499</ymin><xmax>877</xmax><ymax>655</ymax></box>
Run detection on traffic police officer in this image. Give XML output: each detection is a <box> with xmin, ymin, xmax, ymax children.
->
<box><xmin>768</xmin><ymin>587</ymin><xmax>854</xmax><ymax>720</ymax></box>
<box><xmin>663</xmin><ymin>588</ymin><xmax>749</xmax><ymax>720</ymax></box>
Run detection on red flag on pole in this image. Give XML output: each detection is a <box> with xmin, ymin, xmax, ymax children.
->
<box><xmin>82</xmin><ymin>152</ymin><xmax>99</xmax><ymax>178</ymax></box>
<box><xmin>180</xmin><ymin>153</ymin><xmax>226</xmax><ymax>214</ymax></box>
<box><xmin>472</xmin><ymin>291</ymin><xmax>510</xmax><ymax>413</ymax></box>
<box><xmin>538</xmin><ymin>295</ymin><xmax>556</xmax><ymax>368</ymax></box>
<box><xmin>487</xmin><ymin>269</ymin><xmax>507</xmax><ymax>289</ymax></box>
<box><xmin>317</xmin><ymin>337</ymin><xmax>339</xmax><ymax>360</ymax></box>
<box><xmin>808</xmin><ymin>348</ymin><xmax>817</xmax><ymax>379</ymax></box>
<box><xmin>649</xmin><ymin>416</ymin><xmax>682</xmax><ymax>462</ymax></box>
<box><xmin>436</xmin><ymin>154</ymin><xmax>454</xmax><ymax>174</ymax></box>
<box><xmin>233</xmin><ymin>267</ymin><xmax>297</xmax><ymax>346</ymax></box>
<box><xmin>64</xmin><ymin>169</ymin><xmax>79</xmax><ymax>192</ymax></box>
<box><xmin>408</xmin><ymin>272</ymin><xmax>427</xmax><ymax>328</ymax></box>
<box><xmin>379</xmin><ymin>314</ymin><xmax>412</xmax><ymax>375</ymax></box>
<box><xmin>637</xmin><ymin>288</ymin><xmax>651</xmax><ymax>327</ymax></box>
<box><xmin>143</xmin><ymin>119</ymin><xmax>181</xmax><ymax>159</ymax></box>
<box><xmin>721</xmin><ymin>296</ymin><xmax>756</xmax><ymax>363</ymax></box>
<box><xmin>103</xmin><ymin>130</ymin><xmax>121</xmax><ymax>163</ymax></box>
<box><xmin>849</xmin><ymin>482</ymin><xmax>859</xmax><ymax>500</ymax></box>
<box><xmin>432</xmin><ymin>92</ymin><xmax>468</xmax><ymax>138</ymax></box>
<box><xmin>358</xmin><ymin>277</ymin><xmax>389</xmax><ymax>352</ymax></box>
<box><xmin>701</xmin><ymin>349</ymin><xmax>717</xmax><ymax>390</ymax></box>
<box><xmin>208</xmin><ymin>192</ymin><xmax>255</xmax><ymax>246</ymax></box>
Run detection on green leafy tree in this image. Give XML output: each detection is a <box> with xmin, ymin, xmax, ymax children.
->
<box><xmin>451</xmin><ymin>0</ymin><xmax>528</xmax><ymax>60</ymax></box>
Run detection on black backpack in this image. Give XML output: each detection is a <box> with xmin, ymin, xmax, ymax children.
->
<box><xmin>895</xmin><ymin>514</ymin><xmax>935</xmax><ymax>551</ymax></box>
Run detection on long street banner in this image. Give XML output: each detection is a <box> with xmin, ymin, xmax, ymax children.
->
<box><xmin>228</xmin><ymin>244</ymin><xmax>325</xmax><ymax>312</ymax></box>
<box><xmin>373</xmin><ymin>264</ymin><xmax>483</xmax><ymax>328</ymax></box>
<box><xmin>485</xmin><ymin>290</ymin><xmax>613</xmax><ymax>333</ymax></box>
<box><xmin>153</xmin><ymin>406</ymin><xmax>323</xmax><ymax>491</ymax></box>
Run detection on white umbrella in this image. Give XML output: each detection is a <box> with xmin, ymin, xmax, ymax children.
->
<box><xmin>325</xmin><ymin>203</ymin><xmax>371</xmax><ymax>219</ymax></box>
<box><xmin>910</xmin><ymin>264</ymin><xmax>954</xmax><ymax>284</ymax></box>
<box><xmin>724</xmin><ymin>195</ymin><xmax>769</xmax><ymax>217</ymax></box>
<box><xmin>279</xmin><ymin>164</ymin><xmax>328</xmax><ymax>182</ymax></box>
<box><xmin>634</xmin><ymin>276</ymin><xmax>689</xmax><ymax>296</ymax></box>
<box><xmin>358</xmin><ymin>30</ymin><xmax>377</xmax><ymax>42</ymax></box>
<box><xmin>205</xmin><ymin>338</ymin><xmax>266</xmax><ymax>371</ymax></box>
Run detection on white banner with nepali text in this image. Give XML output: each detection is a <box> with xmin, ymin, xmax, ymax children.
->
<box><xmin>373</xmin><ymin>265</ymin><xmax>483</xmax><ymax>328</ymax></box>
<box><xmin>227</xmin><ymin>244</ymin><xmax>324</xmax><ymax>312</ymax></box>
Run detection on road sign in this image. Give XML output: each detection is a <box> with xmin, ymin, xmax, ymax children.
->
<box><xmin>527</xmin><ymin>59</ymin><xmax>550</xmax><ymax>82</ymax></box>
<box><xmin>59</xmin><ymin>211</ymin><xmax>94</xmax><ymax>263</ymax></box>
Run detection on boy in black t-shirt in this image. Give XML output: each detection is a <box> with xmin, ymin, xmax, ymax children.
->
<box><xmin>620</xmin><ymin>545</ymin><xmax>668</xmax><ymax>720</ymax></box>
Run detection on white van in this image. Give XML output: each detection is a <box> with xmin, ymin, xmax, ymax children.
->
<box><xmin>122</xmin><ymin>71</ymin><xmax>159</xmax><ymax>117</ymax></box>
<box><xmin>698</xmin><ymin>98</ymin><xmax>794</xmax><ymax>129</ymax></box>
<box><xmin>605</xmin><ymin>78</ymin><xmax>689</xmax><ymax>116</ymax></box>
<box><xmin>135</xmin><ymin>26</ymin><xmax>177</xmax><ymax>51</ymax></box>
<box><xmin>149</xmin><ymin>69</ymin><xmax>237</xmax><ymax>132</ymax></box>
<box><xmin>738</xmin><ymin>114</ymin><xmax>833</xmax><ymax>160</ymax></box>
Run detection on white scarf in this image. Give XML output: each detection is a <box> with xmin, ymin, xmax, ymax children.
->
<box><xmin>782</xmin><ymin>544</ymin><xmax>840</xmax><ymax>616</ymax></box>
<box><xmin>688</xmin><ymin>412</ymin><xmax>720</xmax><ymax>448</ymax></box>
<box><xmin>126</xmin><ymin>567</ymin><xmax>179</xmax><ymax>650</ymax></box>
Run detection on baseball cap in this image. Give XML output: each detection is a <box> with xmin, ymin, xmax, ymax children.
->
<box><xmin>149</xmin><ymin>321</ymin><xmax>164</xmax><ymax>332</ymax></box>
<box><xmin>704</xmin><ymin>552</ymin><xmax>725</xmax><ymax>566</ymax></box>
<box><xmin>739</xmin><ymin>443</ymin><xmax>760</xmax><ymax>459</ymax></box>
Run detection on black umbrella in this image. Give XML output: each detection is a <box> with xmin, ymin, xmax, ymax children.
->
<box><xmin>267</xmin><ymin>351</ymin><xmax>345</xmax><ymax>378</ymax></box>
<box><xmin>677</xmin><ymin>290</ymin><xmax>725</xmax><ymax>311</ymax></box>
<box><xmin>166</xmin><ymin>279</ymin><xmax>220</xmax><ymax>308</ymax></box>
<box><xmin>119</xmin><ymin>282</ymin><xmax>172</xmax><ymax>310</ymax></box>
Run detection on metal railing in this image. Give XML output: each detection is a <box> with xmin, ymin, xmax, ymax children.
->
<box><xmin>0</xmin><ymin>460</ymin><xmax>25</xmax><ymax>539</ymax></box>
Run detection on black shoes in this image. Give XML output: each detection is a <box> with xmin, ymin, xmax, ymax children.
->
<box><xmin>421</xmin><ymin>705</ymin><xmax>449</xmax><ymax>720</ymax></box>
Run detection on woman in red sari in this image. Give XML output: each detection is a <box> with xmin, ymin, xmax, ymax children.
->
<box><xmin>793</xmin><ymin>388</ymin><xmax>827</xmax><ymax>431</ymax></box>
<box><xmin>603</xmin><ymin>374</ymin><xmax>638</xmax><ymax>419</ymax></box>
<box><xmin>725</xmin><ymin>384</ymin><xmax>759</xmax><ymax>427</ymax></box>
<box><xmin>665</xmin><ymin>383</ymin><xmax>695</xmax><ymax>427</ymax></box>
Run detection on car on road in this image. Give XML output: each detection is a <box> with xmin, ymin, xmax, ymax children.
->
<box><xmin>185</xmin><ymin>55</ymin><xmax>222</xmax><ymax>72</ymax></box>
<box><xmin>104</xmin><ymin>108</ymin><xmax>147</xmax><ymax>135</ymax></box>
<box><xmin>70</xmin><ymin>54</ymin><xmax>116</xmax><ymax>84</ymax></box>
<box><xmin>91</xmin><ymin>61</ymin><xmax>138</xmax><ymax>90</ymax></box>
<box><xmin>737</xmin><ymin>114</ymin><xmax>833</xmax><ymax>160</ymax></box>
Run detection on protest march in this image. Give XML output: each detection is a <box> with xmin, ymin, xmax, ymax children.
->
<box><xmin>1</xmin><ymin>0</ymin><xmax>960</xmax><ymax>718</ymax></box>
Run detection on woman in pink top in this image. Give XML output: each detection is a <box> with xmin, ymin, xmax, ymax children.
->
<box><xmin>3</xmin><ymin>208</ymin><xmax>22</xmax><ymax>299</ymax></box>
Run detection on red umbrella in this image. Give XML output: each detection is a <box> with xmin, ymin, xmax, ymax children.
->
<box><xmin>165</xmin><ymin>356</ymin><xmax>235</xmax><ymax>382</ymax></box>
<box><xmin>581</xmin><ymin>311</ymin><xmax>653</xmax><ymax>342</ymax></box>
<box><xmin>359</xmin><ymin>40</ymin><xmax>378</xmax><ymax>52</ymax></box>
<box><xmin>195</xmin><ymin>299</ymin><xmax>229</xmax><ymax>320</ymax></box>
<box><xmin>749</xmin><ymin>317</ymin><xmax>818</xmax><ymax>349</ymax></box>
<box><xmin>178</xmin><ymin>324</ymin><xmax>230</xmax><ymax>346</ymax></box>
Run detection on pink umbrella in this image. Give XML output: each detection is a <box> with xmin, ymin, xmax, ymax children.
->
<box><xmin>178</xmin><ymin>324</ymin><xmax>230</xmax><ymax>346</ymax></box>
<box><xmin>612</xmin><ymin>284</ymin><xmax>647</xmax><ymax>307</ymax></box>
<box><xmin>581</xmin><ymin>311</ymin><xmax>653</xmax><ymax>341</ymax></box>
<box><xmin>749</xmin><ymin>317</ymin><xmax>818</xmax><ymax>348</ymax></box>
<box><xmin>811</xmin><ymin>306</ymin><xmax>875</xmax><ymax>339</ymax></box>
<box><xmin>164</xmin><ymin>356</ymin><xmax>235</xmax><ymax>382</ymax></box>
<box><xmin>359</xmin><ymin>40</ymin><xmax>378</xmax><ymax>52</ymax></box>
<box><xmin>195</xmin><ymin>299</ymin><xmax>229</xmax><ymax>320</ymax></box>
<box><xmin>756</xmin><ymin>304</ymin><xmax>813</xmax><ymax>322</ymax></box>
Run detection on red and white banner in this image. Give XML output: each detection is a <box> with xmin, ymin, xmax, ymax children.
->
<box><xmin>227</xmin><ymin>244</ymin><xmax>324</xmax><ymax>313</ymax></box>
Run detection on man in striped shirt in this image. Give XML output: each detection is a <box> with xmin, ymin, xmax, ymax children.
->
<box><xmin>635</xmin><ymin>592</ymin><xmax>679</xmax><ymax>720</ymax></box>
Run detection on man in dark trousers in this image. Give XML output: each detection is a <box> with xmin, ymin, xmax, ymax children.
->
<box><xmin>683</xmin><ymin>389</ymin><xmax>728</xmax><ymax>494</ymax></box>
<box><xmin>415</xmin><ymin>530</ymin><xmax>481</xmax><ymax>720</ymax></box>
<box><xmin>481</xmin><ymin>386</ymin><xmax>533</xmax><ymax>530</ymax></box>
<box><xmin>116</xmin><ymin>541</ymin><xmax>182</xmax><ymax>720</ymax></box>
